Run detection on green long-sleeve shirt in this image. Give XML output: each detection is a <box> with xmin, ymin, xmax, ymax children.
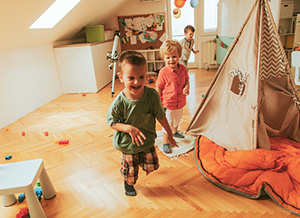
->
<box><xmin>106</xmin><ymin>86</ymin><xmax>165</xmax><ymax>154</ymax></box>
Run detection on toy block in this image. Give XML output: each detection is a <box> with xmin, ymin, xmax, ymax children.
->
<box><xmin>5</xmin><ymin>127</ymin><xmax>9</xmax><ymax>131</ymax></box>
<box><xmin>34</xmin><ymin>187</ymin><xmax>43</xmax><ymax>201</ymax></box>
<box><xmin>19</xmin><ymin>204</ymin><xmax>28</xmax><ymax>210</ymax></box>
<box><xmin>59</xmin><ymin>140</ymin><xmax>69</xmax><ymax>145</ymax></box>
<box><xmin>16</xmin><ymin>207</ymin><xmax>29</xmax><ymax>218</ymax></box>
<box><xmin>18</xmin><ymin>193</ymin><xmax>26</xmax><ymax>202</ymax></box>
<box><xmin>34</xmin><ymin>187</ymin><xmax>42</xmax><ymax>195</ymax></box>
<box><xmin>5</xmin><ymin>155</ymin><xmax>12</xmax><ymax>161</ymax></box>
<box><xmin>21</xmin><ymin>132</ymin><xmax>25</xmax><ymax>136</ymax></box>
<box><xmin>36</xmin><ymin>181</ymin><xmax>41</xmax><ymax>187</ymax></box>
<box><xmin>44</xmin><ymin>131</ymin><xmax>49</xmax><ymax>136</ymax></box>
<box><xmin>54</xmin><ymin>138</ymin><xmax>59</xmax><ymax>144</ymax></box>
<box><xmin>82</xmin><ymin>93</ymin><xmax>86</xmax><ymax>96</ymax></box>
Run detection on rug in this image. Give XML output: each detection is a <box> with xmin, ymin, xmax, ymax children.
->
<box><xmin>155</xmin><ymin>131</ymin><xmax>196</xmax><ymax>160</ymax></box>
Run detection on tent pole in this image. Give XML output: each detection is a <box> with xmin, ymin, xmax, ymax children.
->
<box><xmin>253</xmin><ymin>0</ymin><xmax>264</xmax><ymax>149</ymax></box>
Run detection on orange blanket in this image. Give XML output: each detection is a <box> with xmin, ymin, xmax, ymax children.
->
<box><xmin>196</xmin><ymin>136</ymin><xmax>300</xmax><ymax>215</ymax></box>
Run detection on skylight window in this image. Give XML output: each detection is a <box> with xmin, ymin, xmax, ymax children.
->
<box><xmin>29</xmin><ymin>0</ymin><xmax>81</xmax><ymax>29</ymax></box>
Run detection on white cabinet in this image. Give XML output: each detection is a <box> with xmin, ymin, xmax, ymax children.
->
<box><xmin>137</xmin><ymin>49</ymin><xmax>164</xmax><ymax>72</ymax></box>
<box><xmin>54</xmin><ymin>41</ymin><xmax>114</xmax><ymax>93</ymax></box>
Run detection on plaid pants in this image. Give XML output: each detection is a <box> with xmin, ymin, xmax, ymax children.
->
<box><xmin>121</xmin><ymin>146</ymin><xmax>159</xmax><ymax>185</ymax></box>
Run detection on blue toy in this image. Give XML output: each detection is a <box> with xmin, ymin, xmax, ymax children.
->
<box><xmin>18</xmin><ymin>193</ymin><xmax>26</xmax><ymax>202</ymax></box>
<box><xmin>34</xmin><ymin>187</ymin><xmax>43</xmax><ymax>201</ymax></box>
<box><xmin>5</xmin><ymin>155</ymin><xmax>12</xmax><ymax>160</ymax></box>
<box><xmin>202</xmin><ymin>94</ymin><xmax>205</xmax><ymax>97</ymax></box>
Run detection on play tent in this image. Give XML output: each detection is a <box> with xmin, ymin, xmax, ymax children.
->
<box><xmin>187</xmin><ymin>0</ymin><xmax>300</xmax><ymax>151</ymax></box>
<box><xmin>187</xmin><ymin>0</ymin><xmax>300</xmax><ymax>215</ymax></box>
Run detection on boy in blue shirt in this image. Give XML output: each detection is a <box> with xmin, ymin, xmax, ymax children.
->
<box><xmin>107</xmin><ymin>50</ymin><xmax>177</xmax><ymax>196</ymax></box>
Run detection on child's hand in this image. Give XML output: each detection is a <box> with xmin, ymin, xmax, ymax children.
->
<box><xmin>128</xmin><ymin>125</ymin><xmax>146</xmax><ymax>146</ymax></box>
<box><xmin>183</xmin><ymin>86</ymin><xmax>190</xmax><ymax>96</ymax></box>
<box><xmin>168</xmin><ymin>134</ymin><xmax>178</xmax><ymax>148</ymax></box>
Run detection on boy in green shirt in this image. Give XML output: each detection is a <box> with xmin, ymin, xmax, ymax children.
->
<box><xmin>106</xmin><ymin>50</ymin><xmax>177</xmax><ymax>196</ymax></box>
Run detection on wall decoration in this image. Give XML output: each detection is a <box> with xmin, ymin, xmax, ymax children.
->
<box><xmin>173</xmin><ymin>8</ymin><xmax>181</xmax><ymax>18</ymax></box>
<box><xmin>118</xmin><ymin>13</ymin><xmax>165</xmax><ymax>51</ymax></box>
<box><xmin>190</xmin><ymin>0</ymin><xmax>199</xmax><ymax>8</ymax></box>
<box><xmin>174</xmin><ymin>0</ymin><xmax>186</xmax><ymax>8</ymax></box>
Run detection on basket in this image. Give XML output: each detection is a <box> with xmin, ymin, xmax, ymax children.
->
<box><xmin>85</xmin><ymin>25</ymin><xmax>105</xmax><ymax>43</ymax></box>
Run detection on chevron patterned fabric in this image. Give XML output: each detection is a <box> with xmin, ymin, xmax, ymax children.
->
<box><xmin>260</xmin><ymin>1</ymin><xmax>288</xmax><ymax>80</ymax></box>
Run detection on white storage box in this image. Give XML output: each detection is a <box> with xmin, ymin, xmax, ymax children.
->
<box><xmin>105</xmin><ymin>31</ymin><xmax>114</xmax><ymax>40</ymax></box>
<box><xmin>280</xmin><ymin>2</ymin><xmax>294</xmax><ymax>19</ymax></box>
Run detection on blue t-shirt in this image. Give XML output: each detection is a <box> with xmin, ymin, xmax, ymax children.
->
<box><xmin>106</xmin><ymin>86</ymin><xmax>165</xmax><ymax>154</ymax></box>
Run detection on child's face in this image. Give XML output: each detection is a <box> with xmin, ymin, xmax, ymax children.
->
<box><xmin>163</xmin><ymin>51</ymin><xmax>180</xmax><ymax>70</ymax></box>
<box><xmin>185</xmin><ymin>30</ymin><xmax>194</xmax><ymax>41</ymax></box>
<box><xmin>118</xmin><ymin>62</ymin><xmax>147</xmax><ymax>100</ymax></box>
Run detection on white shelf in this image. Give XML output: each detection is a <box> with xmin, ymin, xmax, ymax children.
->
<box><xmin>137</xmin><ymin>49</ymin><xmax>164</xmax><ymax>72</ymax></box>
<box><xmin>278</xmin><ymin>14</ymin><xmax>298</xmax><ymax>63</ymax></box>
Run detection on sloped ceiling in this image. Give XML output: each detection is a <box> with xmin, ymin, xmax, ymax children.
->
<box><xmin>0</xmin><ymin>0</ymin><xmax>131</xmax><ymax>49</ymax></box>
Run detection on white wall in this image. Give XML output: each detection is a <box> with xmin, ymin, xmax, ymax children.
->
<box><xmin>218</xmin><ymin>0</ymin><xmax>280</xmax><ymax>37</ymax></box>
<box><xmin>0</xmin><ymin>45</ymin><xmax>62</xmax><ymax>129</ymax></box>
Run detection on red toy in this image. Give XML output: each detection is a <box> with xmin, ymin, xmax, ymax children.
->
<box><xmin>59</xmin><ymin>140</ymin><xmax>69</xmax><ymax>145</ymax></box>
<box><xmin>82</xmin><ymin>93</ymin><xmax>86</xmax><ymax>96</ymax></box>
<box><xmin>44</xmin><ymin>131</ymin><xmax>49</xmax><ymax>136</ymax></box>
<box><xmin>21</xmin><ymin>132</ymin><xmax>25</xmax><ymax>136</ymax></box>
<box><xmin>16</xmin><ymin>207</ymin><xmax>29</xmax><ymax>218</ymax></box>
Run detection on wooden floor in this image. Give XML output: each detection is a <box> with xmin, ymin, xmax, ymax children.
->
<box><xmin>1</xmin><ymin>68</ymin><xmax>299</xmax><ymax>218</ymax></box>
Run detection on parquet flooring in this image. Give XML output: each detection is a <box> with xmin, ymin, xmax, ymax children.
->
<box><xmin>0</xmin><ymin>69</ymin><xmax>299</xmax><ymax>218</ymax></box>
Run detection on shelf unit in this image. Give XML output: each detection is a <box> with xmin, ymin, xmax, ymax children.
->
<box><xmin>137</xmin><ymin>49</ymin><xmax>165</xmax><ymax>72</ymax></box>
<box><xmin>278</xmin><ymin>1</ymin><xmax>299</xmax><ymax>63</ymax></box>
<box><xmin>279</xmin><ymin>16</ymin><xmax>297</xmax><ymax>63</ymax></box>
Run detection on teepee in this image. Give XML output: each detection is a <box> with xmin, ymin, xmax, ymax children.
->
<box><xmin>187</xmin><ymin>0</ymin><xmax>300</xmax><ymax>151</ymax></box>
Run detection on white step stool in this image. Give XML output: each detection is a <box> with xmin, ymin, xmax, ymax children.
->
<box><xmin>0</xmin><ymin>159</ymin><xmax>56</xmax><ymax>218</ymax></box>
